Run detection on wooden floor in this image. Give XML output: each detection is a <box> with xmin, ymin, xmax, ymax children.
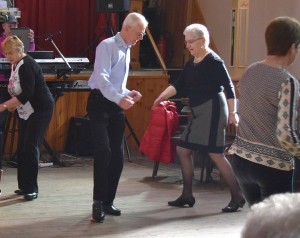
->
<box><xmin>0</xmin><ymin>152</ymin><xmax>249</xmax><ymax>238</ymax></box>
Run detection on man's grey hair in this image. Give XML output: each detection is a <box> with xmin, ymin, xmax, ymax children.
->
<box><xmin>123</xmin><ymin>12</ymin><xmax>148</xmax><ymax>28</ymax></box>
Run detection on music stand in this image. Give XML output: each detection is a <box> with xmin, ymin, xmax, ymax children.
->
<box><xmin>45</xmin><ymin>36</ymin><xmax>72</xmax><ymax>80</ymax></box>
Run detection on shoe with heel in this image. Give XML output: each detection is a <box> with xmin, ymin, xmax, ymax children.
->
<box><xmin>168</xmin><ymin>196</ymin><xmax>195</xmax><ymax>207</ymax></box>
<box><xmin>222</xmin><ymin>197</ymin><xmax>246</xmax><ymax>212</ymax></box>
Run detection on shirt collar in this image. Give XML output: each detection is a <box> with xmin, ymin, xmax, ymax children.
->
<box><xmin>115</xmin><ymin>32</ymin><xmax>131</xmax><ymax>49</ymax></box>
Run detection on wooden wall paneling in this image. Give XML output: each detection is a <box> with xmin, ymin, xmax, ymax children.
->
<box><xmin>46</xmin><ymin>91</ymin><xmax>89</xmax><ymax>152</ymax></box>
<box><xmin>158</xmin><ymin>0</ymin><xmax>189</xmax><ymax>68</ymax></box>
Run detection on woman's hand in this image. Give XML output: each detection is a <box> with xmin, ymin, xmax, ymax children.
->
<box><xmin>229</xmin><ymin>112</ymin><xmax>239</xmax><ymax>126</ymax></box>
<box><xmin>153</xmin><ymin>85</ymin><xmax>177</xmax><ymax>107</ymax></box>
<box><xmin>153</xmin><ymin>95</ymin><xmax>165</xmax><ymax>107</ymax></box>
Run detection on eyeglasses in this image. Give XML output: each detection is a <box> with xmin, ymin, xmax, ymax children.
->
<box><xmin>128</xmin><ymin>25</ymin><xmax>146</xmax><ymax>39</ymax></box>
<box><xmin>184</xmin><ymin>38</ymin><xmax>202</xmax><ymax>45</ymax></box>
<box><xmin>137</xmin><ymin>31</ymin><xmax>146</xmax><ymax>38</ymax></box>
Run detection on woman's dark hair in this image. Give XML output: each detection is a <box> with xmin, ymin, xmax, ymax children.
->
<box><xmin>265</xmin><ymin>16</ymin><xmax>300</xmax><ymax>56</ymax></box>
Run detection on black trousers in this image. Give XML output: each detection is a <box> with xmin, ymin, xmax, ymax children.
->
<box><xmin>231</xmin><ymin>154</ymin><xmax>293</xmax><ymax>206</ymax></box>
<box><xmin>17</xmin><ymin>107</ymin><xmax>53</xmax><ymax>194</ymax></box>
<box><xmin>87</xmin><ymin>90</ymin><xmax>125</xmax><ymax>203</ymax></box>
<box><xmin>0</xmin><ymin>90</ymin><xmax>10</xmax><ymax>169</ymax></box>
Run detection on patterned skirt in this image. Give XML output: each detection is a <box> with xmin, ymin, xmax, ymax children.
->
<box><xmin>177</xmin><ymin>92</ymin><xmax>228</xmax><ymax>153</ymax></box>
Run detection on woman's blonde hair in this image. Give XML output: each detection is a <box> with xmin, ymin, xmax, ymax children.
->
<box><xmin>1</xmin><ymin>35</ymin><xmax>24</xmax><ymax>54</ymax></box>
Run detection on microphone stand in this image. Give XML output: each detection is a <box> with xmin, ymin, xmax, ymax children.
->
<box><xmin>42</xmin><ymin>35</ymin><xmax>73</xmax><ymax>167</ymax></box>
<box><xmin>46</xmin><ymin>35</ymin><xmax>72</xmax><ymax>80</ymax></box>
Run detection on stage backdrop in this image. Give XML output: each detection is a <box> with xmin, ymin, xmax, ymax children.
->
<box><xmin>15</xmin><ymin>0</ymin><xmax>118</xmax><ymax>63</ymax></box>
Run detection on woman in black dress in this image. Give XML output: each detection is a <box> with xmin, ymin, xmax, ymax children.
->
<box><xmin>0</xmin><ymin>35</ymin><xmax>54</xmax><ymax>200</ymax></box>
<box><xmin>154</xmin><ymin>23</ymin><xmax>244</xmax><ymax>212</ymax></box>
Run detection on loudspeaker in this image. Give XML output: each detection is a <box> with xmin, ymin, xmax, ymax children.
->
<box><xmin>65</xmin><ymin>117</ymin><xmax>93</xmax><ymax>156</ymax></box>
<box><xmin>96</xmin><ymin>0</ymin><xmax>130</xmax><ymax>12</ymax></box>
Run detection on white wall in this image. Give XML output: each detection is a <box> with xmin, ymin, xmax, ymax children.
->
<box><xmin>198</xmin><ymin>0</ymin><xmax>300</xmax><ymax>78</ymax></box>
<box><xmin>248</xmin><ymin>0</ymin><xmax>300</xmax><ymax>78</ymax></box>
<box><xmin>197</xmin><ymin>0</ymin><xmax>232</xmax><ymax>66</ymax></box>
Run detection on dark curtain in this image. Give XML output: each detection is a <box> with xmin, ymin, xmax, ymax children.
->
<box><xmin>15</xmin><ymin>0</ymin><xmax>118</xmax><ymax>63</ymax></box>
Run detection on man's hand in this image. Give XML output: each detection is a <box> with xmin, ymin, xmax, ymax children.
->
<box><xmin>128</xmin><ymin>90</ymin><xmax>142</xmax><ymax>102</ymax></box>
<box><xmin>119</xmin><ymin>96</ymin><xmax>135</xmax><ymax>110</ymax></box>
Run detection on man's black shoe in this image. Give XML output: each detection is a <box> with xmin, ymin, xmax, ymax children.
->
<box><xmin>103</xmin><ymin>204</ymin><xmax>121</xmax><ymax>216</ymax></box>
<box><xmin>92</xmin><ymin>201</ymin><xmax>105</xmax><ymax>222</ymax></box>
<box><xmin>24</xmin><ymin>192</ymin><xmax>38</xmax><ymax>201</ymax></box>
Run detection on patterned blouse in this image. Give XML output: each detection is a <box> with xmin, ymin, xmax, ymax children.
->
<box><xmin>229</xmin><ymin>62</ymin><xmax>300</xmax><ymax>171</ymax></box>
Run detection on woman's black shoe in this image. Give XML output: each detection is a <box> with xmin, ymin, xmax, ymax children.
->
<box><xmin>14</xmin><ymin>189</ymin><xmax>24</xmax><ymax>195</ymax></box>
<box><xmin>92</xmin><ymin>201</ymin><xmax>105</xmax><ymax>222</ymax></box>
<box><xmin>168</xmin><ymin>196</ymin><xmax>195</xmax><ymax>207</ymax></box>
<box><xmin>222</xmin><ymin>198</ymin><xmax>246</xmax><ymax>212</ymax></box>
<box><xmin>24</xmin><ymin>192</ymin><xmax>38</xmax><ymax>201</ymax></box>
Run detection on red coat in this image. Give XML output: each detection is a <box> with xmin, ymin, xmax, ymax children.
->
<box><xmin>139</xmin><ymin>101</ymin><xmax>179</xmax><ymax>164</ymax></box>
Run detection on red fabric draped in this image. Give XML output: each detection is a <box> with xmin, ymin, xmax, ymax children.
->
<box><xmin>15</xmin><ymin>0</ymin><xmax>117</xmax><ymax>62</ymax></box>
<box><xmin>139</xmin><ymin>101</ymin><xmax>179</xmax><ymax>164</ymax></box>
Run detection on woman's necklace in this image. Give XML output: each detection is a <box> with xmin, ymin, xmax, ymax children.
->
<box><xmin>193</xmin><ymin>57</ymin><xmax>202</xmax><ymax>63</ymax></box>
<box><xmin>193</xmin><ymin>50</ymin><xmax>210</xmax><ymax>63</ymax></box>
